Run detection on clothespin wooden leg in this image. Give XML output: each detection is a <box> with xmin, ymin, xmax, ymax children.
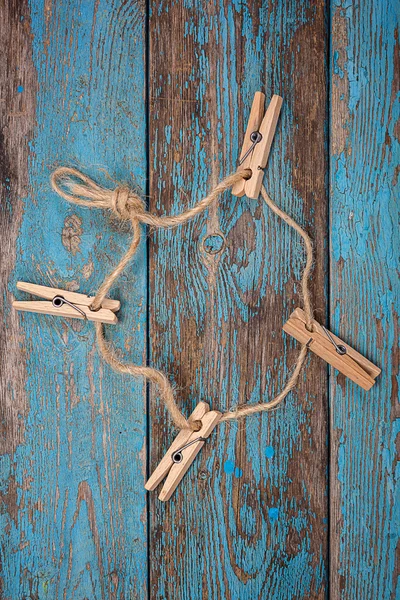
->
<box><xmin>12</xmin><ymin>281</ymin><xmax>119</xmax><ymax>324</ymax></box>
<box><xmin>158</xmin><ymin>409</ymin><xmax>222</xmax><ymax>502</ymax></box>
<box><xmin>244</xmin><ymin>94</ymin><xmax>283</xmax><ymax>199</ymax></box>
<box><xmin>145</xmin><ymin>401</ymin><xmax>210</xmax><ymax>491</ymax></box>
<box><xmin>283</xmin><ymin>308</ymin><xmax>381</xmax><ymax>390</ymax></box>
<box><xmin>233</xmin><ymin>92</ymin><xmax>283</xmax><ymax>200</ymax></box>
<box><xmin>232</xmin><ymin>92</ymin><xmax>266</xmax><ymax>197</ymax></box>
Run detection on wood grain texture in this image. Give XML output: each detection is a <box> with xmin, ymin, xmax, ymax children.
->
<box><xmin>148</xmin><ymin>1</ymin><xmax>329</xmax><ymax>598</ymax></box>
<box><xmin>0</xmin><ymin>0</ymin><xmax>36</xmax><ymax>459</ymax></box>
<box><xmin>2</xmin><ymin>1</ymin><xmax>397</xmax><ymax>598</ymax></box>
<box><xmin>0</xmin><ymin>2</ymin><xmax>148</xmax><ymax>598</ymax></box>
<box><xmin>330</xmin><ymin>1</ymin><xmax>399</xmax><ymax>598</ymax></box>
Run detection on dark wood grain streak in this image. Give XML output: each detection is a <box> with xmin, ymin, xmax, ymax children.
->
<box><xmin>148</xmin><ymin>1</ymin><xmax>329</xmax><ymax>598</ymax></box>
<box><xmin>0</xmin><ymin>1</ymin><xmax>37</xmax><ymax>456</ymax></box>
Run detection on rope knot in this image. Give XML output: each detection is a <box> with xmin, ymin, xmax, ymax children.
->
<box><xmin>111</xmin><ymin>186</ymin><xmax>146</xmax><ymax>221</ymax></box>
<box><xmin>50</xmin><ymin>167</ymin><xmax>146</xmax><ymax>223</ymax></box>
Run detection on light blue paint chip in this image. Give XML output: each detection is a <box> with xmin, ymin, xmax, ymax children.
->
<box><xmin>333</xmin><ymin>51</ymin><xmax>344</xmax><ymax>79</ymax></box>
<box><xmin>224</xmin><ymin>460</ymin><xmax>235</xmax><ymax>475</ymax></box>
<box><xmin>224</xmin><ymin>461</ymin><xmax>242</xmax><ymax>478</ymax></box>
<box><xmin>268</xmin><ymin>507</ymin><xmax>279</xmax><ymax>522</ymax></box>
<box><xmin>17</xmin><ymin>85</ymin><xmax>24</xmax><ymax>93</ymax></box>
<box><xmin>265</xmin><ymin>446</ymin><xmax>274</xmax><ymax>459</ymax></box>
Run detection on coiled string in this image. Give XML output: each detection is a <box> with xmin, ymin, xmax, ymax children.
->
<box><xmin>51</xmin><ymin>167</ymin><xmax>313</xmax><ymax>431</ymax></box>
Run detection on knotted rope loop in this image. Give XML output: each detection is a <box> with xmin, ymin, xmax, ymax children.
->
<box><xmin>51</xmin><ymin>167</ymin><xmax>146</xmax><ymax>222</ymax></box>
<box><xmin>52</xmin><ymin>167</ymin><xmax>253</xmax><ymax>230</ymax></box>
<box><xmin>51</xmin><ymin>166</ymin><xmax>314</xmax><ymax>432</ymax></box>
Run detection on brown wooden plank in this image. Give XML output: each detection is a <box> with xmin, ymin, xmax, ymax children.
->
<box><xmin>148</xmin><ymin>1</ymin><xmax>329</xmax><ymax>597</ymax></box>
<box><xmin>0</xmin><ymin>0</ymin><xmax>36</xmax><ymax>456</ymax></box>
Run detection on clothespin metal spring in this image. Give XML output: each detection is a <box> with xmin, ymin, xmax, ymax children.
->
<box><xmin>322</xmin><ymin>326</ymin><xmax>347</xmax><ymax>355</ymax></box>
<box><xmin>52</xmin><ymin>295</ymin><xmax>86</xmax><ymax>319</ymax></box>
<box><xmin>172</xmin><ymin>437</ymin><xmax>207</xmax><ymax>463</ymax></box>
<box><xmin>239</xmin><ymin>131</ymin><xmax>262</xmax><ymax>165</ymax></box>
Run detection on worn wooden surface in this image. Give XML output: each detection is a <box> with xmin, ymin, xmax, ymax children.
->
<box><xmin>330</xmin><ymin>1</ymin><xmax>399</xmax><ymax>599</ymax></box>
<box><xmin>0</xmin><ymin>1</ymin><xmax>398</xmax><ymax>599</ymax></box>
<box><xmin>148</xmin><ymin>1</ymin><xmax>329</xmax><ymax>599</ymax></box>
<box><xmin>1</xmin><ymin>1</ymin><xmax>148</xmax><ymax>598</ymax></box>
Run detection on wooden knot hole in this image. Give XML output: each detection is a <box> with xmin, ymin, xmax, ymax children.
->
<box><xmin>202</xmin><ymin>233</ymin><xmax>225</xmax><ymax>255</ymax></box>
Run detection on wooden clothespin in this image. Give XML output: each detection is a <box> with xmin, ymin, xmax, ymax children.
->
<box><xmin>13</xmin><ymin>281</ymin><xmax>120</xmax><ymax>325</ymax></box>
<box><xmin>145</xmin><ymin>401</ymin><xmax>221</xmax><ymax>501</ymax></box>
<box><xmin>232</xmin><ymin>91</ymin><xmax>283</xmax><ymax>199</ymax></box>
<box><xmin>283</xmin><ymin>308</ymin><xmax>381</xmax><ymax>390</ymax></box>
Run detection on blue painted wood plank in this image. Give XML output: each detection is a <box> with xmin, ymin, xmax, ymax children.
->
<box><xmin>5</xmin><ymin>0</ymin><xmax>396</xmax><ymax>597</ymax></box>
<box><xmin>148</xmin><ymin>1</ymin><xmax>329</xmax><ymax>598</ymax></box>
<box><xmin>0</xmin><ymin>1</ymin><xmax>148</xmax><ymax>598</ymax></box>
<box><xmin>330</xmin><ymin>1</ymin><xmax>399</xmax><ymax>598</ymax></box>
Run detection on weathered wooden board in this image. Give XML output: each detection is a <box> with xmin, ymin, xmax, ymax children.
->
<box><xmin>0</xmin><ymin>1</ymin><xmax>148</xmax><ymax>598</ymax></box>
<box><xmin>148</xmin><ymin>1</ymin><xmax>329</xmax><ymax>598</ymax></box>
<box><xmin>330</xmin><ymin>1</ymin><xmax>399</xmax><ymax>598</ymax></box>
<box><xmin>2</xmin><ymin>0</ymin><xmax>398</xmax><ymax>598</ymax></box>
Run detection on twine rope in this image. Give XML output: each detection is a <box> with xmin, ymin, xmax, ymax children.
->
<box><xmin>51</xmin><ymin>166</ymin><xmax>314</xmax><ymax>431</ymax></box>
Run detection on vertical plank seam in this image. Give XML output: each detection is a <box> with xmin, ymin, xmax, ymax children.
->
<box><xmin>145</xmin><ymin>0</ymin><xmax>151</xmax><ymax>597</ymax></box>
<box><xmin>327</xmin><ymin>0</ymin><xmax>332</xmax><ymax>596</ymax></box>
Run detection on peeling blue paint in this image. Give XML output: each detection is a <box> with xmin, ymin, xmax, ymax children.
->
<box><xmin>265</xmin><ymin>445</ymin><xmax>275</xmax><ymax>459</ymax></box>
<box><xmin>224</xmin><ymin>460</ymin><xmax>235</xmax><ymax>475</ymax></box>
<box><xmin>2</xmin><ymin>2</ymin><xmax>148</xmax><ymax>598</ymax></box>
<box><xmin>330</xmin><ymin>1</ymin><xmax>399</xmax><ymax>598</ymax></box>
<box><xmin>333</xmin><ymin>51</ymin><xmax>344</xmax><ymax>79</ymax></box>
<box><xmin>268</xmin><ymin>507</ymin><xmax>279</xmax><ymax>523</ymax></box>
